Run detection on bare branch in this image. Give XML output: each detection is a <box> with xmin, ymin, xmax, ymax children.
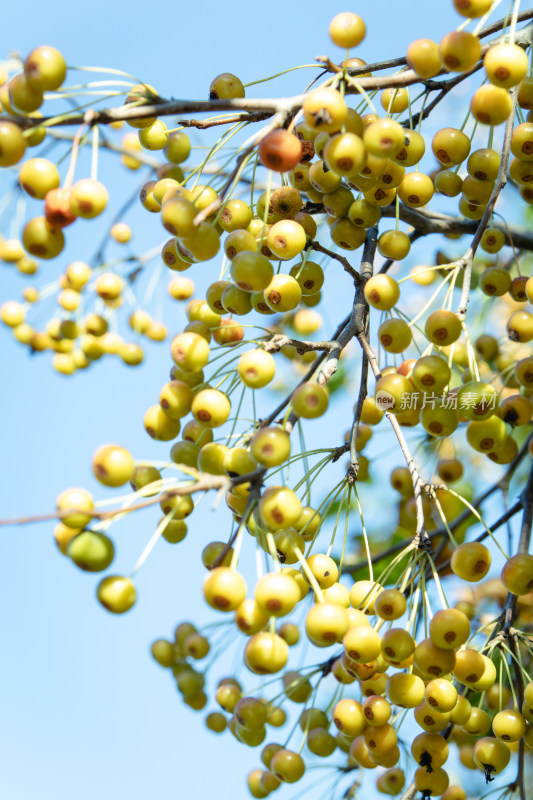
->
<box><xmin>308</xmin><ymin>240</ymin><xmax>361</xmax><ymax>284</ymax></box>
<box><xmin>263</xmin><ymin>333</ymin><xmax>339</xmax><ymax>356</ymax></box>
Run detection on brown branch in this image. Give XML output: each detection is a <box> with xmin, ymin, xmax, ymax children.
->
<box><xmin>258</xmin><ymin>312</ymin><xmax>352</xmax><ymax>429</ymax></box>
<box><xmin>0</xmin><ymin>472</ymin><xmax>234</xmax><ymax>527</ymax></box>
<box><xmin>263</xmin><ymin>333</ymin><xmax>339</xmax><ymax>356</ymax></box>
<box><xmin>317</xmin><ymin>54</ymin><xmax>408</xmax><ymax>76</ymax></box>
<box><xmin>176</xmin><ymin>111</ymin><xmax>271</xmax><ymax>129</ymax></box>
<box><xmin>347</xmin><ymin>354</ymin><xmax>369</xmax><ymax>478</ymax></box>
<box><xmin>345</xmin><ymin>227</ymin><xmax>378</xmax><ymax>479</ymax></box>
<box><xmin>478</xmin><ymin>9</ymin><xmax>533</xmax><ymax>39</ymax></box>
<box><xmin>1</xmin><ymin>96</ymin><xmax>304</xmax><ymax>129</ymax></box>
<box><xmin>379</xmin><ymin>204</ymin><xmax>533</xmax><ymax>254</ymax></box>
<box><xmin>193</xmin><ymin>113</ymin><xmax>284</xmax><ymax>226</ymax></box>
<box><xmin>0</xmin><ymin>468</ymin><xmax>268</xmax><ymax>529</ymax></box>
<box><xmin>210</xmin><ymin>468</ymin><xmax>266</xmax><ymax>569</ymax></box>
<box><xmin>3</xmin><ymin>14</ymin><xmax>531</xmax><ymax>140</ymax></box>
<box><xmin>308</xmin><ymin>240</ymin><xmax>361</xmax><ymax>284</ymax></box>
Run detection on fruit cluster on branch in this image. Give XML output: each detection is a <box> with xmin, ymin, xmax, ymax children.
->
<box><xmin>1</xmin><ymin>4</ymin><xmax>533</xmax><ymax>800</ymax></box>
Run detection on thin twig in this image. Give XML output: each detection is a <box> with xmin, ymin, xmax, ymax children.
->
<box><xmin>456</xmin><ymin>86</ymin><xmax>518</xmax><ymax>320</ymax></box>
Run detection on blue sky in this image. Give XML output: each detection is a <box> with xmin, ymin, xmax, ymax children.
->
<box><xmin>0</xmin><ymin>2</ymin><xmax>525</xmax><ymax>799</ymax></box>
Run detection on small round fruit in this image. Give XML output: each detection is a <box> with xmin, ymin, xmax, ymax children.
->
<box><xmin>92</xmin><ymin>444</ymin><xmax>134</xmax><ymax>488</ymax></box>
<box><xmin>472</xmin><ymin>737</ymin><xmax>510</xmax><ymax>777</ymax></box>
<box><xmin>492</xmin><ymin>709</ymin><xmax>527</xmax><ymax>742</ymax></box>
<box><xmin>238</xmin><ymin>349</ymin><xmax>275</xmax><ymax>388</ymax></box>
<box><xmin>250</xmin><ymin>427</ymin><xmax>290</xmax><ymax>467</ymax></box>
<box><xmin>69</xmin><ymin>179</ymin><xmax>108</xmax><ymax>219</ymax></box>
<box><xmin>291</xmin><ymin>383</ymin><xmax>329</xmax><ymax>419</ymax></box>
<box><xmin>440</xmin><ymin>31</ymin><xmax>481</xmax><ymax>73</ymax></box>
<box><xmin>203</xmin><ymin>567</ymin><xmax>246</xmax><ymax>612</ymax></box>
<box><xmin>244</xmin><ymin>632</ymin><xmax>288</xmax><ymax>674</ymax></box>
<box><xmin>230</xmin><ymin>251</ymin><xmax>273</xmax><ymax>292</ymax></box>
<box><xmin>501</xmin><ymin>553</ymin><xmax>533</xmax><ymax>595</ymax></box>
<box><xmin>270</xmin><ymin>749</ymin><xmax>305</xmax><ymax>783</ymax></box>
<box><xmin>144</xmin><ymin>406</ymin><xmax>181</xmax><ymax>441</ymax></box>
<box><xmin>56</xmin><ymin>487</ymin><xmax>94</xmax><ymax>529</ymax></box>
<box><xmin>303</xmin><ymin>88</ymin><xmax>347</xmax><ymax>134</ymax></box>
<box><xmin>22</xmin><ymin>217</ymin><xmax>64</xmax><ymax>259</ymax></box>
<box><xmin>24</xmin><ymin>46</ymin><xmax>67</xmax><ymax>90</ymax></box>
<box><xmin>259</xmin><ymin>129</ymin><xmax>303</xmax><ymax>172</ymax></box>
<box><xmin>407</xmin><ymin>39</ymin><xmax>442</xmax><ymax>79</ymax></box>
<box><xmin>96</xmin><ymin>575</ymin><xmax>136</xmax><ymax>613</ymax></box>
<box><xmin>19</xmin><ymin>158</ymin><xmax>60</xmax><ymax>199</ymax></box>
<box><xmin>471</xmin><ymin>85</ymin><xmax>513</xmax><ymax>126</ymax></box>
<box><xmin>329</xmin><ymin>12</ymin><xmax>366</xmax><ymax>48</ymax></box>
<box><xmin>266</xmin><ymin>220</ymin><xmax>306</xmax><ymax>260</ymax></box>
<box><xmin>432</xmin><ymin>128</ymin><xmax>471</xmax><ymax>166</ymax></box>
<box><xmin>425</xmin><ymin>309</ymin><xmax>462</xmax><ymax>345</ymax></box>
<box><xmin>451</xmin><ymin>542</ymin><xmax>491</xmax><ymax>582</ymax></box>
<box><xmin>191</xmin><ymin>389</ymin><xmax>231</xmax><ymax>429</ymax></box>
<box><xmin>264</xmin><ymin>273</ymin><xmax>302</xmax><ymax>311</ymax></box>
<box><xmin>209</xmin><ymin>73</ymin><xmax>245</xmax><ymax>99</ymax></box>
<box><xmin>364</xmin><ymin>275</ymin><xmax>400</xmax><ymax>310</ymax></box>
<box><xmin>484</xmin><ymin>43</ymin><xmax>528</xmax><ymax>89</ymax></box>
<box><xmin>68</xmin><ymin>531</ymin><xmax>114</xmax><ymax>572</ymax></box>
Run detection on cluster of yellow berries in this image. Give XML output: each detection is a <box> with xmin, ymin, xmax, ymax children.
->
<box><xmin>1</xmin><ymin>2</ymin><xmax>533</xmax><ymax>798</ymax></box>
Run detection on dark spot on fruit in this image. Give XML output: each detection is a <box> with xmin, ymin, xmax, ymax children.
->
<box><xmin>444</xmin><ymin>55</ymin><xmax>460</xmax><ymax>69</ymax></box>
<box><xmin>337</xmin><ymin>157</ymin><xmax>353</xmax><ymax>171</ymax></box>
<box><xmin>266</xmin><ymin>153</ymin><xmax>282</xmax><ymax>168</ymax></box>
<box><xmin>495</xmin><ymin>67</ymin><xmax>510</xmax><ymax>81</ymax></box>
